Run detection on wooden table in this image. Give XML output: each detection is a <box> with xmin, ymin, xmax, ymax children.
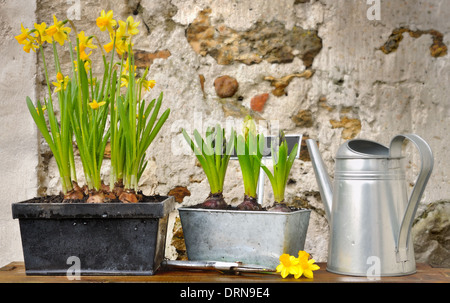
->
<box><xmin>0</xmin><ymin>262</ymin><xmax>447</xmax><ymax>301</ymax></box>
<box><xmin>1</xmin><ymin>262</ymin><xmax>448</xmax><ymax>283</ymax></box>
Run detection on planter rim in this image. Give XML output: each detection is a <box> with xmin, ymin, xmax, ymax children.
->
<box><xmin>178</xmin><ymin>207</ymin><xmax>311</xmax><ymax>216</ymax></box>
<box><xmin>12</xmin><ymin>196</ymin><xmax>175</xmax><ymax>219</ymax></box>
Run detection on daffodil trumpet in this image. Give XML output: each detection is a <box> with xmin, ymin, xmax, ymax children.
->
<box><xmin>235</xmin><ymin>116</ymin><xmax>264</xmax><ymax>211</ymax></box>
<box><xmin>182</xmin><ymin>125</ymin><xmax>236</xmax><ymax>209</ymax></box>
<box><xmin>259</xmin><ymin>131</ymin><xmax>298</xmax><ymax>212</ymax></box>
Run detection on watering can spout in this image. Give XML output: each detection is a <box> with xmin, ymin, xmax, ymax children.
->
<box><xmin>306</xmin><ymin>139</ymin><xmax>333</xmax><ymax>222</ymax></box>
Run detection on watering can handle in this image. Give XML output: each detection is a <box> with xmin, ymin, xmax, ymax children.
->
<box><xmin>389</xmin><ymin>134</ymin><xmax>434</xmax><ymax>262</ymax></box>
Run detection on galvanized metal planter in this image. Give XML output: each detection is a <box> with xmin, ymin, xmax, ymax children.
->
<box><xmin>178</xmin><ymin>207</ymin><xmax>311</xmax><ymax>269</ymax></box>
<box><xmin>12</xmin><ymin>196</ymin><xmax>175</xmax><ymax>276</ymax></box>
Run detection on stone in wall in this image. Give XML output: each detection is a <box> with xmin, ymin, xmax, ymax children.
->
<box><xmin>198</xmin><ymin>74</ymin><xmax>206</xmax><ymax>96</ymax></box>
<box><xmin>413</xmin><ymin>200</ymin><xmax>450</xmax><ymax>268</ymax></box>
<box><xmin>380</xmin><ymin>27</ymin><xmax>447</xmax><ymax>58</ymax></box>
<box><xmin>292</xmin><ymin>109</ymin><xmax>313</xmax><ymax>128</ymax></box>
<box><xmin>329</xmin><ymin>116</ymin><xmax>362</xmax><ymax>140</ymax></box>
<box><xmin>186</xmin><ymin>8</ymin><xmax>322</xmax><ymax>67</ymax></box>
<box><xmin>299</xmin><ymin>134</ymin><xmax>313</xmax><ymax>162</ymax></box>
<box><xmin>168</xmin><ymin>186</ymin><xmax>191</xmax><ymax>203</ymax></box>
<box><xmin>134</xmin><ymin>49</ymin><xmax>172</xmax><ymax>68</ymax></box>
<box><xmin>291</xmin><ymin>192</ymin><xmax>324</xmax><ymax>218</ymax></box>
<box><xmin>214</xmin><ymin>75</ymin><xmax>239</xmax><ymax>98</ymax></box>
<box><xmin>264</xmin><ymin>70</ymin><xmax>314</xmax><ymax>97</ymax></box>
<box><xmin>218</xmin><ymin>99</ymin><xmax>263</xmax><ymax>120</ymax></box>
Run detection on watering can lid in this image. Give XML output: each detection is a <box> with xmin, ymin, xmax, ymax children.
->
<box><xmin>336</xmin><ymin>139</ymin><xmax>391</xmax><ymax>159</ymax></box>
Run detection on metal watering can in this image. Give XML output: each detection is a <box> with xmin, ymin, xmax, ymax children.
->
<box><xmin>306</xmin><ymin>134</ymin><xmax>433</xmax><ymax>276</ymax></box>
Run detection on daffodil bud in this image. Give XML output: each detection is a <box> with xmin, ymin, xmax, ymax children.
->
<box><xmin>242</xmin><ymin>115</ymin><xmax>256</xmax><ymax>142</ymax></box>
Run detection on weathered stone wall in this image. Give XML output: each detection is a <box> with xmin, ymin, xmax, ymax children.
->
<box><xmin>0</xmin><ymin>1</ymin><xmax>38</xmax><ymax>267</ymax></box>
<box><xmin>1</xmin><ymin>0</ymin><xmax>449</xmax><ymax>267</ymax></box>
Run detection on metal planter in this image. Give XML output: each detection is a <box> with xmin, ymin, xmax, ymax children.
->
<box><xmin>12</xmin><ymin>196</ymin><xmax>175</xmax><ymax>276</ymax></box>
<box><xmin>178</xmin><ymin>207</ymin><xmax>311</xmax><ymax>269</ymax></box>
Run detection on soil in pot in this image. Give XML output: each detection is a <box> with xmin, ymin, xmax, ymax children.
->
<box><xmin>28</xmin><ymin>189</ymin><xmax>164</xmax><ymax>204</ymax></box>
<box><xmin>32</xmin><ymin>180</ymin><xmax>162</xmax><ymax>204</ymax></box>
<box><xmin>186</xmin><ymin>198</ymin><xmax>301</xmax><ymax>212</ymax></box>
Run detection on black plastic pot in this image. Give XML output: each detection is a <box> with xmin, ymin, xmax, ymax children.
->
<box><xmin>12</xmin><ymin>196</ymin><xmax>175</xmax><ymax>276</ymax></box>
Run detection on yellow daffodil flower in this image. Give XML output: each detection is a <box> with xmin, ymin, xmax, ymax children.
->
<box><xmin>84</xmin><ymin>59</ymin><xmax>91</xmax><ymax>72</ymax></box>
<box><xmin>16</xmin><ymin>24</ymin><xmax>38</xmax><ymax>53</ymax></box>
<box><xmin>116</xmin><ymin>35</ymin><xmax>131</xmax><ymax>56</ymax></box>
<box><xmin>52</xmin><ymin>72</ymin><xmax>69</xmax><ymax>92</ymax></box>
<box><xmin>45</xmin><ymin>15</ymin><xmax>71</xmax><ymax>46</ymax></box>
<box><xmin>80</xmin><ymin>50</ymin><xmax>92</xmax><ymax>61</ymax></box>
<box><xmin>141</xmin><ymin>79</ymin><xmax>156</xmax><ymax>91</ymax></box>
<box><xmin>89</xmin><ymin>99</ymin><xmax>106</xmax><ymax>110</ymax></box>
<box><xmin>125</xmin><ymin>16</ymin><xmax>140</xmax><ymax>36</ymax></box>
<box><xmin>73</xmin><ymin>59</ymin><xmax>91</xmax><ymax>72</ymax></box>
<box><xmin>23</xmin><ymin>38</ymin><xmax>38</xmax><ymax>53</ymax></box>
<box><xmin>121</xmin><ymin>74</ymin><xmax>130</xmax><ymax>88</ymax></box>
<box><xmin>77</xmin><ymin>31</ymin><xmax>97</xmax><ymax>53</ymax></box>
<box><xmin>276</xmin><ymin>254</ymin><xmax>300</xmax><ymax>279</ymax></box>
<box><xmin>122</xmin><ymin>57</ymin><xmax>131</xmax><ymax>72</ymax></box>
<box><xmin>104</xmin><ymin>31</ymin><xmax>128</xmax><ymax>55</ymax></box>
<box><xmin>119</xmin><ymin>20</ymin><xmax>135</xmax><ymax>53</ymax></box>
<box><xmin>121</xmin><ymin>58</ymin><xmax>136</xmax><ymax>74</ymax></box>
<box><xmin>56</xmin><ymin>72</ymin><xmax>64</xmax><ymax>82</ymax></box>
<box><xmin>96</xmin><ymin>10</ymin><xmax>117</xmax><ymax>32</ymax></box>
<box><xmin>34</xmin><ymin>22</ymin><xmax>52</xmax><ymax>44</ymax></box>
<box><xmin>297</xmin><ymin>251</ymin><xmax>320</xmax><ymax>279</ymax></box>
<box><xmin>103</xmin><ymin>16</ymin><xmax>138</xmax><ymax>55</ymax></box>
<box><xmin>103</xmin><ymin>40</ymin><xmax>114</xmax><ymax>53</ymax></box>
<box><xmin>15</xmin><ymin>23</ymin><xmax>33</xmax><ymax>45</ymax></box>
<box><xmin>276</xmin><ymin>251</ymin><xmax>320</xmax><ymax>279</ymax></box>
<box><xmin>36</xmin><ymin>105</ymin><xmax>47</xmax><ymax>115</ymax></box>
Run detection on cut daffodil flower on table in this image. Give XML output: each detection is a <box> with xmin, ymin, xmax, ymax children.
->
<box><xmin>276</xmin><ymin>251</ymin><xmax>320</xmax><ymax>279</ymax></box>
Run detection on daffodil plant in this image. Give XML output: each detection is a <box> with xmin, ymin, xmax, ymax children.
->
<box><xmin>18</xmin><ymin>16</ymin><xmax>80</xmax><ymax>198</ymax></box>
<box><xmin>260</xmin><ymin>131</ymin><xmax>298</xmax><ymax>212</ymax></box>
<box><xmin>16</xmin><ymin>10</ymin><xmax>170</xmax><ymax>203</ymax></box>
<box><xmin>104</xmin><ymin>16</ymin><xmax>170</xmax><ymax>202</ymax></box>
<box><xmin>66</xmin><ymin>27</ymin><xmax>112</xmax><ymax>202</ymax></box>
<box><xmin>182</xmin><ymin>125</ymin><xmax>236</xmax><ymax>209</ymax></box>
<box><xmin>235</xmin><ymin>116</ymin><xmax>265</xmax><ymax>210</ymax></box>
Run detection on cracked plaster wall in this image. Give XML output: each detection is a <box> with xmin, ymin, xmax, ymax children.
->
<box><xmin>0</xmin><ymin>0</ymin><xmax>38</xmax><ymax>268</ymax></box>
<box><xmin>1</xmin><ymin>0</ymin><xmax>449</xmax><ymax>266</ymax></box>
